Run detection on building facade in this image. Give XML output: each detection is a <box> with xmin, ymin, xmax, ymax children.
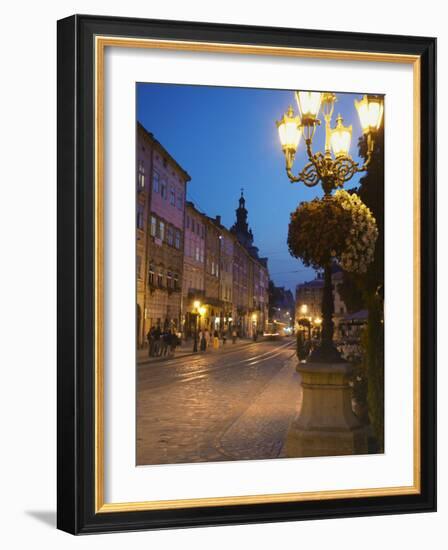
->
<box><xmin>203</xmin><ymin>216</ymin><xmax>222</xmax><ymax>331</ymax></box>
<box><xmin>230</xmin><ymin>191</ymin><xmax>269</xmax><ymax>336</ymax></box>
<box><xmin>136</xmin><ymin>123</ymin><xmax>190</xmax><ymax>347</ymax></box>
<box><xmin>253</xmin><ymin>259</ymin><xmax>269</xmax><ymax>333</ymax></box>
<box><xmin>212</xmin><ymin>216</ymin><xmax>234</xmax><ymax>332</ymax></box>
<box><xmin>182</xmin><ymin>202</ymin><xmax>206</xmax><ymax>336</ymax></box>
<box><xmin>136</xmin><ymin>126</ymin><xmax>270</xmax><ymax>345</ymax></box>
<box><xmin>232</xmin><ymin>240</ymin><xmax>251</xmax><ymax>335</ymax></box>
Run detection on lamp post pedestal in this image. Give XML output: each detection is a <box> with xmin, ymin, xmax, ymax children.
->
<box><xmin>286</xmin><ymin>361</ymin><xmax>367</xmax><ymax>458</ymax></box>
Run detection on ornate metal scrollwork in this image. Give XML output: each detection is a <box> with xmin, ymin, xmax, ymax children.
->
<box><xmin>286</xmin><ymin>142</ymin><xmax>368</xmax><ymax>194</ymax></box>
<box><xmin>298</xmin><ymin>161</ymin><xmax>320</xmax><ymax>187</ymax></box>
<box><xmin>332</xmin><ymin>156</ymin><xmax>359</xmax><ymax>187</ymax></box>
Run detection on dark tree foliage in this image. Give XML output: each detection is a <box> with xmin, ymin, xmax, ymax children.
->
<box><xmin>358</xmin><ymin>125</ymin><xmax>385</xmax><ymax>293</ymax></box>
<box><xmin>338</xmin><ymin>276</ymin><xmax>365</xmax><ymax>313</ymax></box>
<box><xmin>352</xmin><ymin>127</ymin><xmax>385</xmax><ymax>451</ymax></box>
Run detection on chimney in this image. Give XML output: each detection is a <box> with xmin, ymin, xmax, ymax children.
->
<box><xmin>215</xmin><ymin>215</ymin><xmax>221</xmax><ymax>225</ymax></box>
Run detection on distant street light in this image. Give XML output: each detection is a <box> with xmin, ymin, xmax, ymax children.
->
<box><xmin>252</xmin><ymin>313</ymin><xmax>258</xmax><ymax>342</ymax></box>
<box><xmin>192</xmin><ymin>300</ymin><xmax>202</xmax><ymax>352</ymax></box>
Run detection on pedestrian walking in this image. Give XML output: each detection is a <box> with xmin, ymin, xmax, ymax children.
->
<box><xmin>221</xmin><ymin>330</ymin><xmax>227</xmax><ymax>345</ymax></box>
<box><xmin>200</xmin><ymin>331</ymin><xmax>207</xmax><ymax>352</ymax></box>
<box><xmin>161</xmin><ymin>331</ymin><xmax>169</xmax><ymax>357</ymax></box>
<box><xmin>146</xmin><ymin>328</ymin><xmax>153</xmax><ymax>357</ymax></box>
<box><xmin>232</xmin><ymin>329</ymin><xmax>237</xmax><ymax>344</ymax></box>
<box><xmin>153</xmin><ymin>326</ymin><xmax>161</xmax><ymax>356</ymax></box>
<box><xmin>213</xmin><ymin>329</ymin><xmax>219</xmax><ymax>349</ymax></box>
<box><xmin>169</xmin><ymin>331</ymin><xmax>178</xmax><ymax>357</ymax></box>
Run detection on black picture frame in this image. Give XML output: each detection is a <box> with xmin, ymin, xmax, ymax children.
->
<box><xmin>57</xmin><ymin>14</ymin><xmax>436</xmax><ymax>534</ymax></box>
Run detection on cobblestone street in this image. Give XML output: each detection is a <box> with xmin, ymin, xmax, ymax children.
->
<box><xmin>136</xmin><ymin>339</ymin><xmax>302</xmax><ymax>465</ymax></box>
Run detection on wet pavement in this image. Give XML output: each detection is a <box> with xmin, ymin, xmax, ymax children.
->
<box><xmin>136</xmin><ymin>339</ymin><xmax>302</xmax><ymax>465</ymax></box>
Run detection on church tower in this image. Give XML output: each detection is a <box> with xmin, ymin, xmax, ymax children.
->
<box><xmin>230</xmin><ymin>189</ymin><xmax>254</xmax><ymax>249</ymax></box>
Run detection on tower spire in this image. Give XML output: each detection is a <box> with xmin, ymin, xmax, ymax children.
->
<box><xmin>239</xmin><ymin>187</ymin><xmax>245</xmax><ymax>208</ymax></box>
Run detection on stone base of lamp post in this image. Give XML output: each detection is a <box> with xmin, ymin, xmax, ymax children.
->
<box><xmin>286</xmin><ymin>361</ymin><xmax>367</xmax><ymax>458</ymax></box>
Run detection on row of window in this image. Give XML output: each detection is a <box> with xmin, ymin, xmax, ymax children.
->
<box><xmin>185</xmin><ymin>215</ymin><xmax>205</xmax><ymax>238</ymax></box>
<box><xmin>150</xmin><ymin>215</ymin><xmax>182</xmax><ymax>249</ymax></box>
<box><xmin>148</xmin><ymin>265</ymin><xmax>179</xmax><ymax>290</ymax></box>
<box><xmin>153</xmin><ymin>170</ymin><xmax>183</xmax><ymax>210</ymax></box>
<box><xmin>221</xmin><ymin>284</ymin><xmax>232</xmax><ymax>302</ymax></box>
<box><xmin>137</xmin><ymin>160</ymin><xmax>146</xmax><ymax>189</ymax></box>
<box><xmin>137</xmin><ymin>162</ymin><xmax>184</xmax><ymax>211</ymax></box>
<box><xmin>185</xmin><ymin>239</ymin><xmax>205</xmax><ymax>263</ymax></box>
<box><xmin>208</xmin><ymin>259</ymin><xmax>219</xmax><ymax>278</ymax></box>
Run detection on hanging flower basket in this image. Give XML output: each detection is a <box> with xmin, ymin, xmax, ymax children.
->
<box><xmin>288</xmin><ymin>190</ymin><xmax>378</xmax><ymax>274</ymax></box>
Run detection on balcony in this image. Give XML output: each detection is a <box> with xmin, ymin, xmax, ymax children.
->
<box><xmin>187</xmin><ymin>289</ymin><xmax>205</xmax><ymax>300</ymax></box>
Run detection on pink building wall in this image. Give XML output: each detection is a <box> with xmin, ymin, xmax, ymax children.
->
<box><xmin>150</xmin><ymin>151</ymin><xmax>186</xmax><ymax>230</ymax></box>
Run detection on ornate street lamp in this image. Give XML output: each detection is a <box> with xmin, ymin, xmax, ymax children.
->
<box><xmin>277</xmin><ymin>92</ymin><xmax>383</xmax><ymax>195</ymax></box>
<box><xmin>276</xmin><ymin>92</ymin><xmax>383</xmax><ymax>362</ymax></box>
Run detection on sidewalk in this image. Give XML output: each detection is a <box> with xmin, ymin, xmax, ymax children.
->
<box><xmin>137</xmin><ymin>337</ymin><xmax>258</xmax><ymax>365</ymax></box>
<box><xmin>216</xmin><ymin>354</ymin><xmax>301</xmax><ymax>460</ymax></box>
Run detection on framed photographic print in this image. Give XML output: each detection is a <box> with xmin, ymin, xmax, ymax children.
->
<box><xmin>57</xmin><ymin>14</ymin><xmax>436</xmax><ymax>534</ymax></box>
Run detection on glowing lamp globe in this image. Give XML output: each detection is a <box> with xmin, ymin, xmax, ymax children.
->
<box><xmin>295</xmin><ymin>91</ymin><xmax>322</xmax><ymax>140</ymax></box>
<box><xmin>276</xmin><ymin>105</ymin><xmax>301</xmax><ymax>153</ymax></box>
<box><xmin>330</xmin><ymin>114</ymin><xmax>352</xmax><ymax>158</ymax></box>
<box><xmin>295</xmin><ymin>91</ymin><xmax>322</xmax><ymax>121</ymax></box>
<box><xmin>354</xmin><ymin>94</ymin><xmax>384</xmax><ymax>134</ymax></box>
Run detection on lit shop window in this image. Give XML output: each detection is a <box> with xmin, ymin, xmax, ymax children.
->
<box><xmin>153</xmin><ymin>170</ymin><xmax>160</xmax><ymax>193</ymax></box>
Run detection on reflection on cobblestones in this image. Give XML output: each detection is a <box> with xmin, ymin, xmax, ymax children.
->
<box><xmin>137</xmin><ymin>340</ymin><xmax>300</xmax><ymax>465</ymax></box>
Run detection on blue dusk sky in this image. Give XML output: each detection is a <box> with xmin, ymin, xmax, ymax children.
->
<box><xmin>137</xmin><ymin>83</ymin><xmax>367</xmax><ymax>292</ymax></box>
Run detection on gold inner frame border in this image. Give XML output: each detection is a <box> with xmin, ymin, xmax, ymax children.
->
<box><xmin>94</xmin><ymin>35</ymin><xmax>421</xmax><ymax>513</ymax></box>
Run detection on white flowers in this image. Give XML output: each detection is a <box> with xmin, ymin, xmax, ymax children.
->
<box><xmin>334</xmin><ymin>190</ymin><xmax>379</xmax><ymax>274</ymax></box>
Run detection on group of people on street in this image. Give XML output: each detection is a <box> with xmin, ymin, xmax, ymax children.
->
<box><xmin>146</xmin><ymin>326</ymin><xmax>180</xmax><ymax>358</ymax></box>
<box><xmin>146</xmin><ymin>325</ymin><xmax>259</xmax><ymax>359</ymax></box>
